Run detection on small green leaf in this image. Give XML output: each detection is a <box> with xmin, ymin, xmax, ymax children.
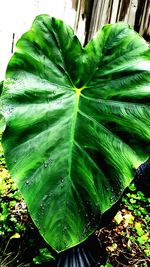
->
<box><xmin>33</xmin><ymin>248</ymin><xmax>55</xmax><ymax>264</ymax></box>
<box><xmin>145</xmin><ymin>215</ymin><xmax>150</xmax><ymax>222</ymax></box>
<box><xmin>129</xmin><ymin>183</ymin><xmax>136</xmax><ymax>191</ymax></box>
<box><xmin>10</xmin><ymin>216</ymin><xmax>18</xmax><ymax>223</ymax></box>
<box><xmin>129</xmin><ymin>198</ymin><xmax>136</xmax><ymax>204</ymax></box>
<box><xmin>144</xmin><ymin>249</ymin><xmax>150</xmax><ymax>257</ymax></box>
<box><xmin>134</xmin><ymin>210</ymin><xmax>141</xmax><ymax>216</ymax></box>
<box><xmin>124</xmin><ymin>214</ymin><xmax>134</xmax><ymax>225</ymax></box>
<box><xmin>15</xmin><ymin>223</ymin><xmax>26</xmax><ymax>232</ymax></box>
<box><xmin>137</xmin><ymin>191</ymin><xmax>145</xmax><ymax>199</ymax></box>
<box><xmin>129</xmin><ymin>235</ymin><xmax>135</xmax><ymax>242</ymax></box>
<box><xmin>137</xmin><ymin>235</ymin><xmax>149</xmax><ymax>245</ymax></box>
<box><xmin>0</xmin><ymin>203</ymin><xmax>9</xmax><ymax>221</ymax></box>
<box><xmin>114</xmin><ymin>211</ymin><xmax>123</xmax><ymax>224</ymax></box>
<box><xmin>106</xmin><ymin>264</ymin><xmax>113</xmax><ymax>267</ymax></box>
<box><xmin>9</xmin><ymin>200</ymin><xmax>17</xmax><ymax>208</ymax></box>
<box><xmin>135</xmin><ymin>222</ymin><xmax>144</xmax><ymax>236</ymax></box>
<box><xmin>139</xmin><ymin>207</ymin><xmax>148</xmax><ymax>215</ymax></box>
<box><xmin>100</xmin><ymin>263</ymin><xmax>113</xmax><ymax>267</ymax></box>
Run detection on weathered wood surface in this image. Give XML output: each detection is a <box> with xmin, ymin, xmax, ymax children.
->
<box><xmin>88</xmin><ymin>0</ymin><xmax>150</xmax><ymax>43</ymax></box>
<box><xmin>0</xmin><ymin>0</ymin><xmax>149</xmax><ymax>80</ymax></box>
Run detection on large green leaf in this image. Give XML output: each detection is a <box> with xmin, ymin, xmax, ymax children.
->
<box><xmin>1</xmin><ymin>15</ymin><xmax>150</xmax><ymax>252</ymax></box>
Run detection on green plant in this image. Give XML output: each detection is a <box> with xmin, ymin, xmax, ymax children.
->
<box><xmin>100</xmin><ymin>264</ymin><xmax>113</xmax><ymax>267</ymax></box>
<box><xmin>98</xmin><ymin>181</ymin><xmax>149</xmax><ymax>266</ymax></box>
<box><xmin>0</xmin><ymin>139</ymin><xmax>27</xmax><ymax>238</ymax></box>
<box><xmin>113</xmin><ymin>182</ymin><xmax>150</xmax><ymax>259</ymax></box>
<box><xmin>1</xmin><ymin>15</ymin><xmax>150</xmax><ymax>253</ymax></box>
<box><xmin>33</xmin><ymin>248</ymin><xmax>55</xmax><ymax>265</ymax></box>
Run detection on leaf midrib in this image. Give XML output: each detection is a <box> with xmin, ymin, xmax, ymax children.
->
<box><xmin>68</xmin><ymin>89</ymin><xmax>81</xmax><ymax>178</ymax></box>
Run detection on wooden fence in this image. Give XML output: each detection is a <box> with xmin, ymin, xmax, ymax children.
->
<box><xmin>73</xmin><ymin>0</ymin><xmax>150</xmax><ymax>43</ymax></box>
<box><xmin>0</xmin><ymin>0</ymin><xmax>149</xmax><ymax>80</ymax></box>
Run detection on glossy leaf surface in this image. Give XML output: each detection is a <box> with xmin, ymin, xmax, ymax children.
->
<box><xmin>1</xmin><ymin>15</ymin><xmax>150</xmax><ymax>252</ymax></box>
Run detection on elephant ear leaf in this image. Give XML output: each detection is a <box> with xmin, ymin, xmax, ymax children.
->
<box><xmin>1</xmin><ymin>15</ymin><xmax>150</xmax><ymax>252</ymax></box>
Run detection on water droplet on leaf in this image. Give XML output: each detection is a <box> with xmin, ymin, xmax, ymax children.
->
<box><xmin>110</xmin><ymin>196</ymin><xmax>115</xmax><ymax>203</ymax></box>
<box><xmin>64</xmin><ymin>226</ymin><xmax>67</xmax><ymax>231</ymax></box>
<box><xmin>42</xmin><ymin>195</ymin><xmax>48</xmax><ymax>201</ymax></box>
<box><xmin>44</xmin><ymin>163</ymin><xmax>48</xmax><ymax>168</ymax></box>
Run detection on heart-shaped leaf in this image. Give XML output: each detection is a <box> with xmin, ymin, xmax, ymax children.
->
<box><xmin>1</xmin><ymin>15</ymin><xmax>150</xmax><ymax>252</ymax></box>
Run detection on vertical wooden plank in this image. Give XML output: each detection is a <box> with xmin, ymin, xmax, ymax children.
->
<box><xmin>74</xmin><ymin>0</ymin><xmax>82</xmax><ymax>32</ymax></box>
<box><xmin>72</xmin><ymin>0</ymin><xmax>93</xmax><ymax>45</ymax></box>
<box><xmin>88</xmin><ymin>0</ymin><xmax>105</xmax><ymax>40</ymax></box>
<box><xmin>134</xmin><ymin>0</ymin><xmax>150</xmax><ymax>41</ymax></box>
<box><xmin>117</xmin><ymin>0</ymin><xmax>131</xmax><ymax>22</ymax></box>
<box><xmin>98</xmin><ymin>0</ymin><xmax>113</xmax><ymax>26</ymax></box>
<box><xmin>134</xmin><ymin>0</ymin><xmax>147</xmax><ymax>33</ymax></box>
<box><xmin>88</xmin><ymin>0</ymin><xmax>102</xmax><ymax>40</ymax></box>
<box><xmin>11</xmin><ymin>33</ymin><xmax>15</xmax><ymax>54</ymax></box>
<box><xmin>143</xmin><ymin>0</ymin><xmax>150</xmax><ymax>41</ymax></box>
<box><xmin>127</xmin><ymin>0</ymin><xmax>138</xmax><ymax>26</ymax></box>
<box><xmin>110</xmin><ymin>0</ymin><xmax>120</xmax><ymax>23</ymax></box>
<box><xmin>107</xmin><ymin>0</ymin><xmax>115</xmax><ymax>23</ymax></box>
<box><xmin>141</xmin><ymin>0</ymin><xmax>150</xmax><ymax>41</ymax></box>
